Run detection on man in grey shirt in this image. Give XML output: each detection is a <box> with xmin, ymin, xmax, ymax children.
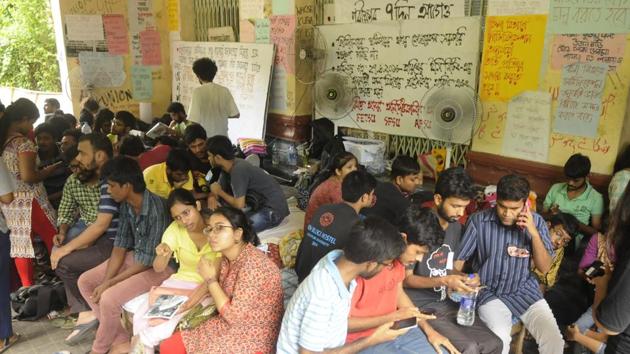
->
<box><xmin>206</xmin><ymin>135</ymin><xmax>289</xmax><ymax>232</ymax></box>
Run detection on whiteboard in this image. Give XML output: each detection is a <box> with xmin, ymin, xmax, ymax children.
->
<box><xmin>171</xmin><ymin>41</ymin><xmax>274</xmax><ymax>142</ymax></box>
<box><xmin>317</xmin><ymin>17</ymin><xmax>481</xmax><ymax>143</ymax></box>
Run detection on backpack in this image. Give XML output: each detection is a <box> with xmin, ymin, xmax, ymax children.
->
<box><xmin>10</xmin><ymin>281</ymin><xmax>67</xmax><ymax>321</ymax></box>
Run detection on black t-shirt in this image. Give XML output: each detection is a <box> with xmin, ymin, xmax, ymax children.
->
<box><xmin>295</xmin><ymin>203</ymin><xmax>359</xmax><ymax>282</ymax></box>
<box><xmin>598</xmin><ymin>259</ymin><xmax>630</xmax><ymax>353</ymax></box>
<box><xmin>405</xmin><ymin>221</ymin><xmax>463</xmax><ymax>306</ymax></box>
<box><xmin>361</xmin><ymin>181</ymin><xmax>409</xmax><ymax>226</ymax></box>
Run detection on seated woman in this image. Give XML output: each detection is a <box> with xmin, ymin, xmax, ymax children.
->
<box><xmin>130</xmin><ymin>189</ymin><xmax>220</xmax><ymax>353</ymax></box>
<box><xmin>303</xmin><ymin>151</ymin><xmax>357</xmax><ymax>229</ymax></box>
<box><xmin>160</xmin><ymin>206</ymin><xmax>283</xmax><ymax>354</ymax></box>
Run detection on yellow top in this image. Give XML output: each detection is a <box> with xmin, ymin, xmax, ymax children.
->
<box><xmin>143</xmin><ymin>162</ymin><xmax>204</xmax><ymax>199</ymax></box>
<box><xmin>533</xmin><ymin>247</ymin><xmax>564</xmax><ymax>289</ymax></box>
<box><xmin>161</xmin><ymin>221</ymin><xmax>221</xmax><ymax>283</ymax></box>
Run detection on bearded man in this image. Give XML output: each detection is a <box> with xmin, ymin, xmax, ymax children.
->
<box><xmin>51</xmin><ymin>133</ymin><xmax>120</xmax><ymax>346</ymax></box>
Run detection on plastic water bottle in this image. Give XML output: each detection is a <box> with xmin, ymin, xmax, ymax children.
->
<box><xmin>457</xmin><ymin>290</ymin><xmax>477</xmax><ymax>326</ymax></box>
<box><xmin>287</xmin><ymin>143</ymin><xmax>297</xmax><ymax>167</ymax></box>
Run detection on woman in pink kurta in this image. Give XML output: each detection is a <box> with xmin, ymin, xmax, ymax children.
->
<box><xmin>303</xmin><ymin>152</ymin><xmax>357</xmax><ymax>229</ymax></box>
<box><xmin>160</xmin><ymin>206</ymin><xmax>283</xmax><ymax>354</ymax></box>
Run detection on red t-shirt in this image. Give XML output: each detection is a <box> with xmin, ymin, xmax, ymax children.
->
<box><xmin>138</xmin><ymin>144</ymin><xmax>171</xmax><ymax>171</ymax></box>
<box><xmin>346</xmin><ymin>261</ymin><xmax>405</xmax><ymax>343</ymax></box>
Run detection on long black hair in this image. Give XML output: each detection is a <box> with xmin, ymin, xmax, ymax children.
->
<box><xmin>609</xmin><ymin>183</ymin><xmax>630</xmax><ymax>265</ymax></box>
<box><xmin>309</xmin><ymin>151</ymin><xmax>357</xmax><ymax>194</ymax></box>
<box><xmin>208</xmin><ymin>206</ymin><xmax>260</xmax><ymax>246</ymax></box>
<box><xmin>614</xmin><ymin>145</ymin><xmax>630</xmax><ymax>174</ymax></box>
<box><xmin>0</xmin><ymin>98</ymin><xmax>39</xmax><ymax>153</ymax></box>
<box><xmin>167</xmin><ymin>188</ymin><xmax>197</xmax><ymax>211</ymax></box>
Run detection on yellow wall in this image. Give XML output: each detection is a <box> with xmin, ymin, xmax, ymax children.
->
<box><xmin>59</xmin><ymin>0</ymin><xmax>172</xmax><ymax>119</ymax></box>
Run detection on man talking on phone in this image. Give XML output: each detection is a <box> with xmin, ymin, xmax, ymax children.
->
<box><xmin>455</xmin><ymin>174</ymin><xmax>564</xmax><ymax>354</ymax></box>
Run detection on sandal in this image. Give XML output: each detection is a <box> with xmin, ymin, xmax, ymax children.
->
<box><xmin>0</xmin><ymin>334</ymin><xmax>20</xmax><ymax>353</ymax></box>
<box><xmin>52</xmin><ymin>316</ymin><xmax>77</xmax><ymax>329</ymax></box>
<box><xmin>65</xmin><ymin>319</ymin><xmax>99</xmax><ymax>346</ymax></box>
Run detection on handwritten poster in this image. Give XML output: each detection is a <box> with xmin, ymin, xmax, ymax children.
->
<box><xmin>270</xmin><ymin>16</ymin><xmax>296</xmax><ymax>74</ymax></box>
<box><xmin>65</xmin><ymin>15</ymin><xmax>104</xmax><ymax>41</ymax></box>
<box><xmin>128</xmin><ymin>0</ymin><xmax>155</xmax><ymax>65</ymax></box>
<box><xmin>102</xmin><ymin>15</ymin><xmax>128</xmax><ymax>55</ymax></box>
<box><xmin>167</xmin><ymin>0</ymin><xmax>179</xmax><ymax>31</ymax></box>
<box><xmin>479</xmin><ymin>15</ymin><xmax>547</xmax><ymax>101</ymax></box>
<box><xmin>208</xmin><ymin>27</ymin><xmax>236</xmax><ymax>42</ymax></box>
<box><xmin>140</xmin><ymin>30</ymin><xmax>162</xmax><ymax>66</ymax></box>
<box><xmin>487</xmin><ymin>0</ymin><xmax>550</xmax><ymax>15</ymax></box>
<box><xmin>270</xmin><ymin>66</ymin><xmax>289</xmax><ymax>111</ymax></box>
<box><xmin>78</xmin><ymin>52</ymin><xmax>125</xmax><ymax>88</ymax></box>
<box><xmin>550</xmin><ymin>34</ymin><xmax>626</xmax><ymax>72</ymax></box>
<box><xmin>239</xmin><ymin>20</ymin><xmax>255</xmax><ymax>42</ymax></box>
<box><xmin>171</xmin><ymin>41</ymin><xmax>275</xmax><ymax>141</ymax></box>
<box><xmin>549</xmin><ymin>0</ymin><xmax>630</xmax><ymax>33</ymax></box>
<box><xmin>131</xmin><ymin>65</ymin><xmax>153</xmax><ymax>101</ymax></box>
<box><xmin>255</xmin><ymin>19</ymin><xmax>271</xmax><ymax>43</ymax></box>
<box><xmin>502</xmin><ymin>91</ymin><xmax>552</xmax><ymax>162</ymax></box>
<box><xmin>555</xmin><ymin>62</ymin><xmax>608</xmax><ymax>137</ymax></box>
<box><xmin>239</xmin><ymin>0</ymin><xmax>264</xmax><ymax>19</ymax></box>
<box><xmin>334</xmin><ymin>0</ymin><xmax>465</xmax><ymax>23</ymax></box>
<box><xmin>317</xmin><ymin>17</ymin><xmax>481</xmax><ymax>142</ymax></box>
<box><xmin>273</xmin><ymin>0</ymin><xmax>294</xmax><ymax>15</ymax></box>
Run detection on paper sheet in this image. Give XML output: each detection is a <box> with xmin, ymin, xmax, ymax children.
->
<box><xmin>78</xmin><ymin>52</ymin><xmax>125</xmax><ymax>88</ymax></box>
<box><xmin>208</xmin><ymin>27</ymin><xmax>236</xmax><ymax>42</ymax></box>
<box><xmin>502</xmin><ymin>91</ymin><xmax>552</xmax><ymax>162</ymax></box>
<box><xmin>255</xmin><ymin>18</ymin><xmax>271</xmax><ymax>43</ymax></box>
<box><xmin>550</xmin><ymin>34</ymin><xmax>626</xmax><ymax>72</ymax></box>
<box><xmin>270</xmin><ymin>15</ymin><xmax>296</xmax><ymax>74</ymax></box>
<box><xmin>167</xmin><ymin>0</ymin><xmax>179</xmax><ymax>31</ymax></box>
<box><xmin>334</xmin><ymin>0</ymin><xmax>465</xmax><ymax>23</ymax></box>
<box><xmin>487</xmin><ymin>0</ymin><xmax>550</xmax><ymax>15</ymax></box>
<box><xmin>65</xmin><ymin>15</ymin><xmax>104</xmax><ymax>41</ymax></box>
<box><xmin>131</xmin><ymin>65</ymin><xmax>153</xmax><ymax>101</ymax></box>
<box><xmin>549</xmin><ymin>0</ymin><xmax>630</xmax><ymax>33</ymax></box>
<box><xmin>239</xmin><ymin>20</ymin><xmax>255</xmax><ymax>42</ymax></box>
<box><xmin>239</xmin><ymin>0</ymin><xmax>264</xmax><ymax>19</ymax></box>
<box><xmin>554</xmin><ymin>62</ymin><xmax>608</xmax><ymax>138</ymax></box>
<box><xmin>102</xmin><ymin>15</ymin><xmax>129</xmax><ymax>55</ymax></box>
<box><xmin>140</xmin><ymin>30</ymin><xmax>162</xmax><ymax>66</ymax></box>
<box><xmin>272</xmin><ymin>0</ymin><xmax>294</xmax><ymax>15</ymax></box>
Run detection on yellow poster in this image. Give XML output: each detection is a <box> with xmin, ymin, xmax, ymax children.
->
<box><xmin>168</xmin><ymin>0</ymin><xmax>179</xmax><ymax>31</ymax></box>
<box><xmin>479</xmin><ymin>15</ymin><xmax>547</xmax><ymax>101</ymax></box>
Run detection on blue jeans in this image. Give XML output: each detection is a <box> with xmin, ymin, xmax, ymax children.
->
<box><xmin>65</xmin><ymin>220</ymin><xmax>88</xmax><ymax>244</ymax></box>
<box><xmin>358</xmin><ymin>326</ymin><xmax>444</xmax><ymax>354</ymax></box>
<box><xmin>247</xmin><ymin>207</ymin><xmax>283</xmax><ymax>233</ymax></box>
<box><xmin>0</xmin><ymin>230</ymin><xmax>12</xmax><ymax>339</ymax></box>
<box><xmin>575</xmin><ymin>306</ymin><xmax>606</xmax><ymax>354</ymax></box>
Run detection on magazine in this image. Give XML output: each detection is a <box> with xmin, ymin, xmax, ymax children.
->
<box><xmin>144</xmin><ymin>295</ymin><xmax>189</xmax><ymax>320</ymax></box>
<box><xmin>145</xmin><ymin>122</ymin><xmax>169</xmax><ymax>139</ymax></box>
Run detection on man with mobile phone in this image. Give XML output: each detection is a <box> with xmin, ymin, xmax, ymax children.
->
<box><xmin>455</xmin><ymin>175</ymin><xmax>564</xmax><ymax>354</ymax></box>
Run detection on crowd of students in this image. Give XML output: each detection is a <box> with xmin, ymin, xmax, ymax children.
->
<box><xmin>0</xmin><ymin>59</ymin><xmax>628</xmax><ymax>354</ymax></box>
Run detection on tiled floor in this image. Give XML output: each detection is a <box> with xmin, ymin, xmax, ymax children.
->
<box><xmin>9</xmin><ymin>318</ymin><xmax>93</xmax><ymax>354</ymax></box>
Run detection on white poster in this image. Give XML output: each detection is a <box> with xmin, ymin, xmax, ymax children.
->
<box><xmin>334</xmin><ymin>0</ymin><xmax>466</xmax><ymax>23</ymax></box>
<box><xmin>502</xmin><ymin>91</ymin><xmax>552</xmax><ymax>162</ymax></box>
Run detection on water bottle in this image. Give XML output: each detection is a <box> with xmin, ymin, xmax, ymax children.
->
<box><xmin>457</xmin><ymin>290</ymin><xmax>477</xmax><ymax>326</ymax></box>
<box><xmin>271</xmin><ymin>142</ymin><xmax>280</xmax><ymax>166</ymax></box>
<box><xmin>287</xmin><ymin>143</ymin><xmax>297</xmax><ymax>167</ymax></box>
<box><xmin>449</xmin><ymin>274</ymin><xmax>475</xmax><ymax>303</ymax></box>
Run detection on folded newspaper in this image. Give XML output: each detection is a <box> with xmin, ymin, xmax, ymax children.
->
<box><xmin>145</xmin><ymin>122</ymin><xmax>169</xmax><ymax>139</ymax></box>
<box><xmin>144</xmin><ymin>295</ymin><xmax>188</xmax><ymax>320</ymax></box>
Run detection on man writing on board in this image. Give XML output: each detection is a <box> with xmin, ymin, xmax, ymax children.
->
<box><xmin>188</xmin><ymin>57</ymin><xmax>240</xmax><ymax>137</ymax></box>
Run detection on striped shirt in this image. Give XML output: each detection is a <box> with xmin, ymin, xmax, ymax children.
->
<box><xmin>57</xmin><ymin>174</ymin><xmax>100</xmax><ymax>226</ymax></box>
<box><xmin>456</xmin><ymin>208</ymin><xmax>554</xmax><ymax>316</ymax></box>
<box><xmin>277</xmin><ymin>250</ymin><xmax>357</xmax><ymax>353</ymax></box>
<box><xmin>114</xmin><ymin>190</ymin><xmax>171</xmax><ymax>266</ymax></box>
<box><xmin>99</xmin><ymin>181</ymin><xmax>119</xmax><ymax>241</ymax></box>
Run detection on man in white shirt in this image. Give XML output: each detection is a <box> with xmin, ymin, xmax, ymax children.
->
<box><xmin>188</xmin><ymin>58</ymin><xmax>240</xmax><ymax>137</ymax></box>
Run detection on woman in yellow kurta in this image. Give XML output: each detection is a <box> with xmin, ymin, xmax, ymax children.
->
<box><xmin>130</xmin><ymin>188</ymin><xmax>219</xmax><ymax>353</ymax></box>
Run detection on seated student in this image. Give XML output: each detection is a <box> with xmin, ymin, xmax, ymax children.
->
<box><xmin>404</xmin><ymin>167</ymin><xmax>503</xmax><ymax>354</ymax></box>
<box><xmin>303</xmin><ymin>151</ymin><xmax>357</xmax><ymax>229</ymax></box>
<box><xmin>160</xmin><ymin>206</ymin><xmax>283</xmax><ymax>354</ymax></box>
<box><xmin>609</xmin><ymin>145</ymin><xmax>630</xmax><ymax>214</ymax></box>
<box><xmin>166</xmin><ymin>102</ymin><xmax>193</xmax><ymax>137</ymax></box>
<box><xmin>118</xmin><ymin>135</ymin><xmax>146</xmax><ymax>161</ymax></box>
<box><xmin>93</xmin><ymin>109</ymin><xmax>114</xmax><ymax>136</ymax></box>
<box><xmin>138</xmin><ymin>135</ymin><xmax>176</xmax><ymax>171</ymax></box>
<box><xmin>48</xmin><ymin>114</ymin><xmax>73</xmax><ymax>141</ymax></box>
<box><xmin>206</xmin><ymin>135</ymin><xmax>289</xmax><ymax>232</ymax></box>
<box><xmin>295</xmin><ymin>169</ymin><xmax>376</xmax><ymax>282</ymax></box>
<box><xmin>533</xmin><ymin>213</ymin><xmax>579</xmax><ymax>292</ymax></box>
<box><xmin>543</xmin><ymin>153</ymin><xmax>604</xmax><ymax>245</ymax></box>
<box><xmin>455</xmin><ymin>174</ymin><xmax>564</xmax><ymax>354</ymax></box>
<box><xmin>130</xmin><ymin>189</ymin><xmax>220</xmax><ymax>353</ymax></box>
<box><xmin>35</xmin><ymin>122</ymin><xmax>70</xmax><ymax>208</ymax></box>
<box><xmin>183</xmin><ymin>124</ymin><xmax>215</xmax><ymax>193</ymax></box>
<box><xmin>144</xmin><ymin>148</ymin><xmax>205</xmax><ymax>199</ymax></box>
<box><xmin>362</xmin><ymin>155</ymin><xmax>422</xmax><ymax>226</ymax></box>
<box><xmin>61</xmin><ymin>128</ymin><xmax>82</xmax><ymax>153</ymax></box>
<box><xmin>277</xmin><ymin>217</ymin><xmax>409</xmax><ymax>353</ymax></box>
<box><xmin>80</xmin><ymin>98</ymin><xmax>99</xmax><ymax>134</ymax></box>
<box><xmin>110</xmin><ymin>110</ymin><xmax>137</xmax><ymax>149</ymax></box>
<box><xmin>50</xmin><ymin>134</ymin><xmax>118</xmax><ymax>345</ymax></box>
<box><xmin>78</xmin><ymin>156</ymin><xmax>173</xmax><ymax>354</ymax></box>
<box><xmin>347</xmin><ymin>207</ymin><xmax>460</xmax><ymax>354</ymax></box>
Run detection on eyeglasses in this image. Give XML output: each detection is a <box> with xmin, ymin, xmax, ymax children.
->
<box><xmin>173</xmin><ymin>208</ymin><xmax>193</xmax><ymax>222</ymax></box>
<box><xmin>203</xmin><ymin>224</ymin><xmax>233</xmax><ymax>235</ymax></box>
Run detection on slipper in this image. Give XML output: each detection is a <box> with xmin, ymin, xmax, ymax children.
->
<box><xmin>0</xmin><ymin>334</ymin><xmax>20</xmax><ymax>353</ymax></box>
<box><xmin>65</xmin><ymin>319</ymin><xmax>99</xmax><ymax>346</ymax></box>
<box><xmin>52</xmin><ymin>316</ymin><xmax>77</xmax><ymax>329</ymax></box>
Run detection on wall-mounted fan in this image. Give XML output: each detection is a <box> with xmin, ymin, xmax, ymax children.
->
<box><xmin>421</xmin><ymin>85</ymin><xmax>480</xmax><ymax>167</ymax></box>
<box><xmin>314</xmin><ymin>71</ymin><xmax>357</xmax><ymax>120</ymax></box>
<box><xmin>296</xmin><ymin>27</ymin><xmax>328</xmax><ymax>85</ymax></box>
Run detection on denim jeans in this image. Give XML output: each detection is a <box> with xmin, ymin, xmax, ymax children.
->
<box><xmin>247</xmin><ymin>207</ymin><xmax>283</xmax><ymax>233</ymax></box>
<box><xmin>0</xmin><ymin>230</ymin><xmax>12</xmax><ymax>339</ymax></box>
<box><xmin>575</xmin><ymin>306</ymin><xmax>606</xmax><ymax>354</ymax></box>
<box><xmin>358</xmin><ymin>326</ymin><xmax>443</xmax><ymax>354</ymax></box>
<box><xmin>64</xmin><ymin>219</ymin><xmax>89</xmax><ymax>244</ymax></box>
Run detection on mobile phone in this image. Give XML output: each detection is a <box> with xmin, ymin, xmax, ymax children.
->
<box><xmin>420</xmin><ymin>308</ymin><xmax>437</xmax><ymax>316</ymax></box>
<box><xmin>518</xmin><ymin>199</ymin><xmax>532</xmax><ymax>230</ymax></box>
<box><xmin>391</xmin><ymin>317</ymin><xmax>417</xmax><ymax>330</ymax></box>
<box><xmin>585</xmin><ymin>261</ymin><xmax>605</xmax><ymax>279</ymax></box>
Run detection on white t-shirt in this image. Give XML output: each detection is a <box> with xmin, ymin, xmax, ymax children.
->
<box><xmin>0</xmin><ymin>160</ymin><xmax>16</xmax><ymax>233</ymax></box>
<box><xmin>187</xmin><ymin>82</ymin><xmax>239</xmax><ymax>137</ymax></box>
